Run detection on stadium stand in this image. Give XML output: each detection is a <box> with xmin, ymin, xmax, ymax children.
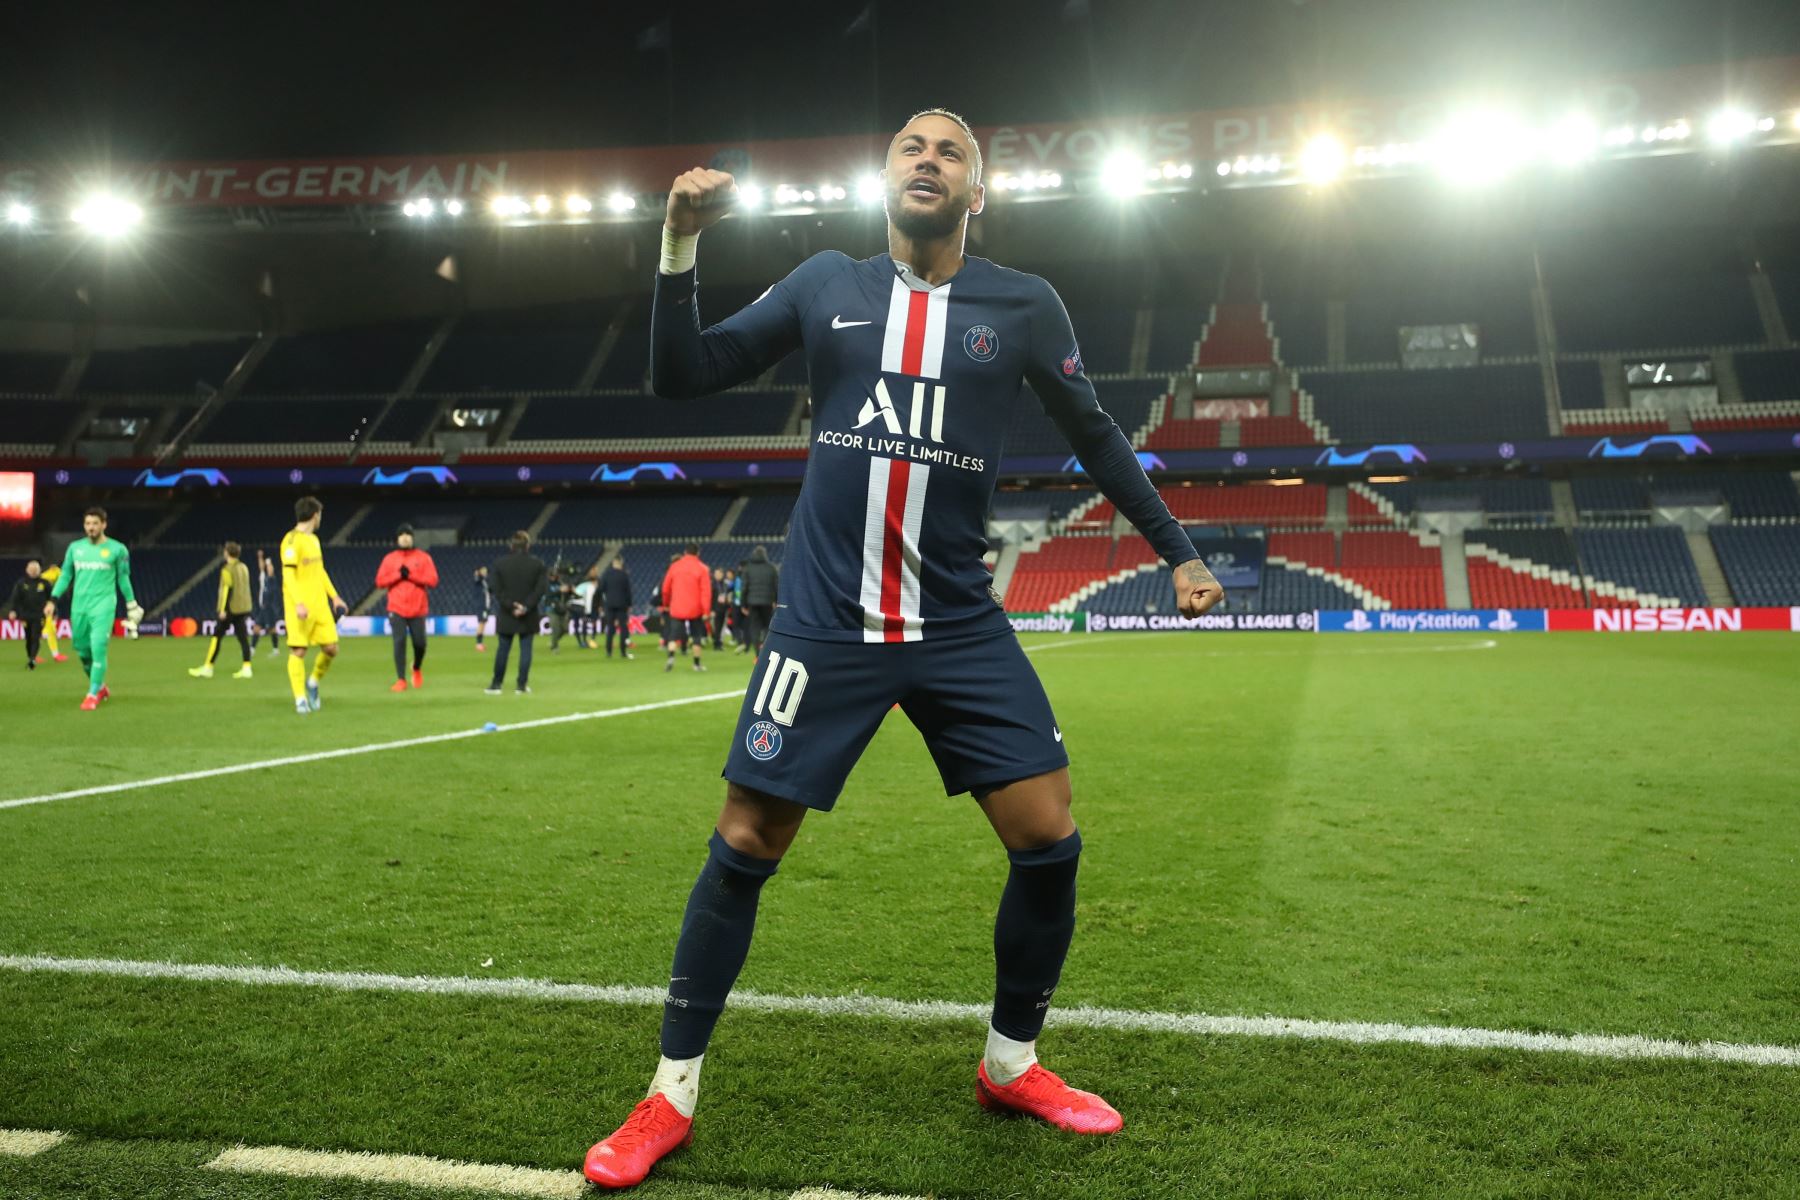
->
<box><xmin>248</xmin><ymin>321</ymin><xmax>434</xmax><ymax>395</ymax></box>
<box><xmin>190</xmin><ymin>394</ymin><xmax>386</xmax><ymax>449</ymax></box>
<box><xmin>1147</xmin><ymin>307</ymin><xmax>1208</xmax><ymax>371</ymax></box>
<box><xmin>81</xmin><ymin>338</ymin><xmax>252</xmax><ymax>395</ymax></box>
<box><xmin>1710</xmin><ymin>524</ymin><xmax>1800</xmax><ymax>605</ymax></box>
<box><xmin>1344</xmin><ymin>260</ymin><xmax>1536</xmax><ymax>362</ymax></box>
<box><xmin>1258</xmin><ymin>561</ymin><xmax>1367</xmax><ymax>610</ymax></box>
<box><xmin>592</xmin><ymin>303</ymin><xmax>652</xmax><ymax>389</ymax></box>
<box><xmin>1336</xmin><ymin>530</ymin><xmax>1445</xmax><ymax>608</ymax></box>
<box><xmin>1555</xmin><ymin>360</ymin><xmax>1607</xmax><ymax>409</ymax></box>
<box><xmin>5</xmin><ymin>400</ymin><xmax>80</xmax><ymax>448</ymax></box>
<box><xmin>1648</xmin><ymin>470</ymin><xmax>1800</xmax><ymax>519</ymax></box>
<box><xmin>0</xmin><ymin>350</ymin><xmax>67</xmax><ymax>394</ymax></box>
<box><xmin>153</xmin><ymin>500</ymin><xmax>305</xmax><ymax>548</ymax></box>
<box><xmin>1574</xmin><ymin>526</ymin><xmax>1707</xmax><ymax>606</ymax></box>
<box><xmin>128</xmin><ymin>548</ymin><xmax>222</xmax><ymax>613</ymax></box>
<box><xmin>1004</xmin><ymin>379</ymin><xmax>1161</xmax><ymax>456</ymax></box>
<box><xmin>1570</xmin><ymin>475</ymin><xmax>1651</xmax><ymax>515</ymax></box>
<box><xmin>536</xmin><ymin>494</ymin><xmax>733</xmax><ymax>541</ymax></box>
<box><xmin>420</xmin><ymin>302</ymin><xmax>609</xmax><ymax>393</ymax></box>
<box><xmin>1547</xmin><ymin>236</ymin><xmax>1763</xmax><ymax>351</ymax></box>
<box><xmin>1196</xmin><ymin>304</ymin><xmax>1276</xmax><ymax>366</ymax></box>
<box><xmin>505</xmin><ymin>390</ymin><xmax>796</xmax><ymax>442</ymax></box>
<box><xmin>1464</xmin><ymin>528</ymin><xmax>1590</xmax><ymax>608</ymax></box>
<box><xmin>366</xmin><ymin>396</ymin><xmax>445</xmax><ymax>444</ymax></box>
<box><xmin>1731</xmin><ymin>349</ymin><xmax>1800</xmax><ymax>403</ymax></box>
<box><xmin>1299</xmin><ymin>363</ymin><xmax>1546</xmax><ymax>442</ymax></box>
<box><xmin>729</xmin><ymin>493</ymin><xmax>796</xmax><ymax>538</ymax></box>
<box><xmin>1005</xmin><ymin>536</ymin><xmax>1114</xmax><ymax>612</ymax></box>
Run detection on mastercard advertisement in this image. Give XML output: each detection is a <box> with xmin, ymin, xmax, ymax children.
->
<box><xmin>0</xmin><ymin>472</ymin><xmax>32</xmax><ymax>524</ymax></box>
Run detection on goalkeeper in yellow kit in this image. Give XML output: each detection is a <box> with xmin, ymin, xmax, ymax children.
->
<box><xmin>281</xmin><ymin>496</ymin><xmax>348</xmax><ymax>715</ymax></box>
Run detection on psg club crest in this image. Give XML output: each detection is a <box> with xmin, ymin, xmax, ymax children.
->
<box><xmin>963</xmin><ymin>324</ymin><xmax>998</xmax><ymax>362</ymax></box>
<box><xmin>1061</xmin><ymin>346</ymin><xmax>1084</xmax><ymax>377</ymax></box>
<box><xmin>746</xmin><ymin>719</ymin><xmax>783</xmax><ymax>761</ymax></box>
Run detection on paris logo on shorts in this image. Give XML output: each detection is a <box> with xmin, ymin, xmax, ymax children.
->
<box><xmin>746</xmin><ymin>719</ymin><xmax>784</xmax><ymax>761</ymax></box>
<box><xmin>963</xmin><ymin>324</ymin><xmax>998</xmax><ymax>362</ymax></box>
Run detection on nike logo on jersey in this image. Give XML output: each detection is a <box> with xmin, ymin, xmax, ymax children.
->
<box><xmin>832</xmin><ymin>315</ymin><xmax>872</xmax><ymax>329</ymax></box>
<box><xmin>1053</xmin><ymin>727</ymin><xmax>1063</xmax><ymax>742</ymax></box>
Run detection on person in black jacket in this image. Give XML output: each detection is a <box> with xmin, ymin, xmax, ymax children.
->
<box><xmin>5</xmin><ymin>557</ymin><xmax>52</xmax><ymax>669</ymax></box>
<box><xmin>737</xmin><ymin>544</ymin><xmax>779</xmax><ymax>658</ymax></box>
<box><xmin>486</xmin><ymin>531</ymin><xmax>548</xmax><ymax>694</ymax></box>
<box><xmin>598</xmin><ymin>555</ymin><xmax>634</xmax><ymax>659</ymax></box>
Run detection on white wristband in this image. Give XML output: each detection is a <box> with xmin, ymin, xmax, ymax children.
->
<box><xmin>659</xmin><ymin>227</ymin><xmax>698</xmax><ymax>275</ymax></box>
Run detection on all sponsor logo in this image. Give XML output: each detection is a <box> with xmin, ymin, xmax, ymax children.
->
<box><xmin>964</xmin><ymin>324</ymin><xmax>998</xmax><ymax>362</ymax></box>
<box><xmin>1544</xmin><ymin>607</ymin><xmax>1796</xmax><ymax>632</ymax></box>
<box><xmin>1320</xmin><ymin>609</ymin><xmax>1549</xmax><ymax>633</ymax></box>
<box><xmin>853</xmin><ymin>378</ymin><xmax>948</xmax><ymax>443</ymax></box>
<box><xmin>746</xmin><ymin>719</ymin><xmax>784</xmax><ymax>761</ymax></box>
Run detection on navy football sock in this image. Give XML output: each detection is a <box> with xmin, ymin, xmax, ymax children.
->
<box><xmin>991</xmin><ymin>829</ymin><xmax>1082</xmax><ymax>1042</ymax></box>
<box><xmin>660</xmin><ymin>830</ymin><xmax>781</xmax><ymax>1059</ymax></box>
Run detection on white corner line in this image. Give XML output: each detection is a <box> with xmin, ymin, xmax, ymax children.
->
<box><xmin>206</xmin><ymin>1144</ymin><xmax>585</xmax><ymax>1199</ymax></box>
<box><xmin>0</xmin><ymin>1129</ymin><xmax>68</xmax><ymax>1157</ymax></box>
<box><xmin>4</xmin><ymin>953</ymin><xmax>1796</xmax><ymax>1069</ymax></box>
<box><xmin>0</xmin><ymin>690</ymin><xmax>744</xmax><ymax>812</ymax></box>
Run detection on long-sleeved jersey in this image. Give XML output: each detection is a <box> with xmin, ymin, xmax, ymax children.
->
<box><xmin>50</xmin><ymin>537</ymin><xmax>135</xmax><ymax>615</ymax></box>
<box><xmin>652</xmin><ymin>251</ymin><xmax>1195</xmax><ymax>643</ymax></box>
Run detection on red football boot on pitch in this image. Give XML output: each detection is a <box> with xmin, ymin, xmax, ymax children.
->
<box><xmin>584</xmin><ymin>1094</ymin><xmax>693</xmax><ymax>1190</ymax></box>
<box><xmin>96</xmin><ymin>685</ymin><xmax>111</xmax><ymax>703</ymax></box>
<box><xmin>390</xmin><ymin>679</ymin><xmax>409</xmax><ymax>693</ymax></box>
<box><xmin>411</xmin><ymin>668</ymin><xmax>423</xmax><ymax>689</ymax></box>
<box><xmin>976</xmin><ymin>1061</ymin><xmax>1124</xmax><ymax>1134</ymax></box>
<box><xmin>79</xmin><ymin>694</ymin><xmax>99</xmax><ymax>712</ymax></box>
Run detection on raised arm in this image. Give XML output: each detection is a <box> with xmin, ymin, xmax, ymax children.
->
<box><xmin>649</xmin><ymin>168</ymin><xmax>825</xmax><ymax>399</ymax></box>
<box><xmin>1023</xmin><ymin>280</ymin><xmax>1223</xmax><ymax>618</ymax></box>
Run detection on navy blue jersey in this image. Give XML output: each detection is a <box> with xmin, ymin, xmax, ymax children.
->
<box><xmin>652</xmin><ymin>251</ymin><xmax>1195</xmax><ymax>643</ymax></box>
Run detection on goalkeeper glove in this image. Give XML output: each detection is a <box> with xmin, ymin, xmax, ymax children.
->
<box><xmin>124</xmin><ymin>601</ymin><xmax>145</xmax><ymax>638</ymax></box>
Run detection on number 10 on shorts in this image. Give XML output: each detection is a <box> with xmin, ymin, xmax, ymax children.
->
<box><xmin>751</xmin><ymin>652</ymin><xmax>808</xmax><ymax>727</ymax></box>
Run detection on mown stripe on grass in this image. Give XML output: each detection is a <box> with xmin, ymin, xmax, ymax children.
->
<box><xmin>0</xmin><ymin>1129</ymin><xmax>68</xmax><ymax>1157</ymax></box>
<box><xmin>206</xmin><ymin>1144</ymin><xmax>586</xmax><ymax>1198</ymax></box>
<box><xmin>0</xmin><ymin>690</ymin><xmax>743</xmax><ymax>812</ymax></box>
<box><xmin>6</xmin><ymin>952</ymin><xmax>1797</xmax><ymax>1069</ymax></box>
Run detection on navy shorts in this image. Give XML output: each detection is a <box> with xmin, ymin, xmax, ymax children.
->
<box><xmin>723</xmin><ymin>629</ymin><xmax>1068</xmax><ymax>812</ymax></box>
<box><xmin>665</xmin><ymin>616</ymin><xmax>708</xmax><ymax>646</ymax></box>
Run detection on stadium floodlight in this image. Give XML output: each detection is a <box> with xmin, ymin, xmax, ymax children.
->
<box><xmin>855</xmin><ymin>173</ymin><xmax>883</xmax><ymax>204</ymax></box>
<box><xmin>1042</xmin><ymin>171</ymin><xmax>1063</xmax><ymax>188</ymax></box>
<box><xmin>564</xmin><ymin>194</ymin><xmax>592</xmax><ymax>214</ymax></box>
<box><xmin>532</xmin><ymin>194</ymin><xmax>553</xmax><ymax>214</ymax></box>
<box><xmin>71</xmin><ymin>194</ymin><xmax>143</xmax><ymax>235</ymax></box>
<box><xmin>737</xmin><ymin>182</ymin><xmax>764</xmax><ymax>209</ymax></box>
<box><xmin>1543</xmin><ymin>115</ymin><xmax>1598</xmax><ymax>165</ymax></box>
<box><xmin>1099</xmin><ymin>151</ymin><xmax>1148</xmax><ymax>196</ymax></box>
<box><xmin>7</xmin><ymin>202</ymin><xmax>34</xmax><ymax>226</ymax></box>
<box><xmin>1431</xmin><ymin>111</ymin><xmax>1527</xmax><ymax>184</ymax></box>
<box><xmin>445</xmin><ymin>199</ymin><xmax>464</xmax><ymax>216</ymax></box>
<box><xmin>1215</xmin><ymin>161</ymin><xmax>1232</xmax><ymax>177</ymax></box>
<box><xmin>402</xmin><ymin>201</ymin><xmax>418</xmax><ymax>217</ymax></box>
<box><xmin>416</xmin><ymin>198</ymin><xmax>435</xmax><ymax>217</ymax></box>
<box><xmin>800</xmin><ymin>189</ymin><xmax>816</xmax><ymax>202</ymax></box>
<box><xmin>1298</xmin><ymin>134</ymin><xmax>1347</xmax><ymax>184</ymax></box>
<box><xmin>605</xmin><ymin>192</ymin><xmax>636</xmax><ymax>213</ymax></box>
<box><xmin>489</xmin><ymin>195</ymin><xmax>524</xmax><ymax>217</ymax></box>
<box><xmin>1706</xmin><ymin>109</ymin><xmax>1756</xmax><ymax>145</ymax></box>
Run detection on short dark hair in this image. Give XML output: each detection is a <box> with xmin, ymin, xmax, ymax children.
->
<box><xmin>25</xmin><ymin>555</ymin><xmax>41</xmax><ymax>567</ymax></box>
<box><xmin>396</xmin><ymin>523</ymin><xmax>414</xmax><ymax>538</ymax></box>
<box><xmin>84</xmin><ymin>506</ymin><xmax>107</xmax><ymax>522</ymax></box>
<box><xmin>295</xmin><ymin>496</ymin><xmax>323</xmax><ymax>522</ymax></box>
<box><xmin>510</xmin><ymin>530</ymin><xmax>531</xmax><ymax>552</ymax></box>
<box><xmin>902</xmin><ymin>108</ymin><xmax>983</xmax><ymax>185</ymax></box>
<box><xmin>612</xmin><ymin>556</ymin><xmax>624</xmax><ymax>566</ymax></box>
<box><xmin>684</xmin><ymin>542</ymin><xmax>699</xmax><ymax>555</ymax></box>
<box><xmin>223</xmin><ymin>541</ymin><xmax>241</xmax><ymax>559</ymax></box>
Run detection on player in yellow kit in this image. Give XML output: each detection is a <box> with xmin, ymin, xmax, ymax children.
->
<box><xmin>281</xmin><ymin>496</ymin><xmax>348</xmax><ymax>715</ymax></box>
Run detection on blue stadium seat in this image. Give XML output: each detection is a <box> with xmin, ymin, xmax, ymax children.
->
<box><xmin>1268</xmin><ymin>300</ymin><xmax>1327</xmax><ymax>366</ymax></box>
<box><xmin>5</xmin><ymin>399</ymin><xmax>81</xmax><ymax>444</ymax></box>
<box><xmin>0</xmin><ymin>351</ymin><xmax>66</xmax><ymax>394</ymax></box>
<box><xmin>154</xmin><ymin>500</ymin><xmax>303</xmax><ymax>548</ymax></box>
<box><xmin>1147</xmin><ymin>308</ymin><xmax>1206</xmax><ymax>371</ymax></box>
<box><xmin>536</xmin><ymin>494</ymin><xmax>733</xmax><ymax>541</ymax></box>
<box><xmin>1257</xmin><ymin>562</ymin><xmax>1365</xmax><ymax>611</ymax></box>
<box><xmin>81</xmin><ymin>339</ymin><xmax>252</xmax><ymax>394</ymax></box>
<box><xmin>1575</xmin><ymin>526</ymin><xmax>1706</xmax><ymax>605</ymax></box>
<box><xmin>250</xmin><ymin>321</ymin><xmax>433</xmax><ymax>395</ymax></box>
<box><xmin>1301</xmin><ymin>364</ymin><xmax>1546</xmax><ymax>441</ymax></box>
<box><xmin>1553</xmin><ymin>273</ymin><xmax>1761</xmax><ymax>352</ymax></box>
<box><xmin>1570</xmin><ymin>474</ymin><xmax>1650</xmax><ymax>514</ymax></box>
<box><xmin>194</xmin><ymin>395</ymin><xmax>387</xmax><ymax>445</ymax></box>
<box><xmin>367</xmin><ymin>397</ymin><xmax>444</xmax><ymax>443</ymax></box>
<box><xmin>1556</xmin><ymin>361</ymin><xmax>1606</xmax><ymax>410</ymax></box>
<box><xmin>1006</xmin><ymin>379</ymin><xmax>1161</xmax><ymax>456</ymax></box>
<box><xmin>511</xmin><ymin>391</ymin><xmax>795</xmax><ymax>440</ymax></box>
<box><xmin>1466</xmin><ymin>527</ymin><xmax>1579</xmax><ymax>569</ymax></box>
<box><xmin>1710</xmin><ymin>524</ymin><xmax>1800</xmax><ymax>604</ymax></box>
<box><xmin>1648</xmin><ymin>471</ymin><xmax>1800</xmax><ymax>519</ymax></box>
<box><xmin>420</xmin><ymin>303</ymin><xmax>607</xmax><ymax>393</ymax></box>
<box><xmin>1732</xmin><ymin>350</ymin><xmax>1800</xmax><ymax>403</ymax></box>
<box><xmin>730</xmin><ymin>494</ymin><xmax>796</xmax><ymax>537</ymax></box>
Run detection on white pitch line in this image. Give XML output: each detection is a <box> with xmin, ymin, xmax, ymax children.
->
<box><xmin>0</xmin><ymin>690</ymin><xmax>743</xmax><ymax>812</ymax></box>
<box><xmin>207</xmin><ymin>1144</ymin><xmax>585</xmax><ymax>1199</ymax></box>
<box><xmin>4</xmin><ymin>953</ymin><xmax>1796</xmax><ymax>1069</ymax></box>
<box><xmin>0</xmin><ymin>1129</ymin><xmax>68</xmax><ymax>1157</ymax></box>
<box><xmin>792</xmin><ymin>1189</ymin><xmax>925</xmax><ymax>1200</ymax></box>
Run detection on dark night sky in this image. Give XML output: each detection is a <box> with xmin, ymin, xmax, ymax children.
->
<box><xmin>4</xmin><ymin>0</ymin><xmax>1798</xmax><ymax>163</ymax></box>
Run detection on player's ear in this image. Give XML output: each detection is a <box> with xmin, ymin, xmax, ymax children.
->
<box><xmin>967</xmin><ymin>183</ymin><xmax>985</xmax><ymax>217</ymax></box>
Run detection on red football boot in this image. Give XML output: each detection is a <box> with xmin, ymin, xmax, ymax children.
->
<box><xmin>976</xmin><ymin>1061</ymin><xmax>1123</xmax><ymax>1134</ymax></box>
<box><xmin>390</xmin><ymin>679</ymin><xmax>409</xmax><ymax>693</ymax></box>
<box><xmin>411</xmin><ymin>668</ymin><xmax>423</xmax><ymax>689</ymax></box>
<box><xmin>583</xmin><ymin>1094</ymin><xmax>693</xmax><ymax>1190</ymax></box>
<box><xmin>96</xmin><ymin>685</ymin><xmax>111</xmax><ymax>703</ymax></box>
<box><xmin>79</xmin><ymin>694</ymin><xmax>99</xmax><ymax>712</ymax></box>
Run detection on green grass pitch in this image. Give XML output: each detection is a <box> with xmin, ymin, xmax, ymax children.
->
<box><xmin>2</xmin><ymin>630</ymin><xmax>1798</xmax><ymax>1198</ymax></box>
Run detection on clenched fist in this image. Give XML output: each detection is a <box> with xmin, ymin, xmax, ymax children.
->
<box><xmin>665</xmin><ymin>168</ymin><xmax>738</xmax><ymax>236</ymax></box>
<box><xmin>1173</xmin><ymin>558</ymin><xmax>1226</xmax><ymax>618</ymax></box>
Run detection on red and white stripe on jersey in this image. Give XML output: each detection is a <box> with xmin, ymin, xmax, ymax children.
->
<box><xmin>859</xmin><ymin>455</ymin><xmax>931</xmax><ymax>642</ymax></box>
<box><xmin>881</xmin><ymin>276</ymin><xmax>953</xmax><ymax>379</ymax></box>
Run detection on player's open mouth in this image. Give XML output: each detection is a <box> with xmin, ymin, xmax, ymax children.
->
<box><xmin>905</xmin><ymin>177</ymin><xmax>943</xmax><ymax>198</ymax></box>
